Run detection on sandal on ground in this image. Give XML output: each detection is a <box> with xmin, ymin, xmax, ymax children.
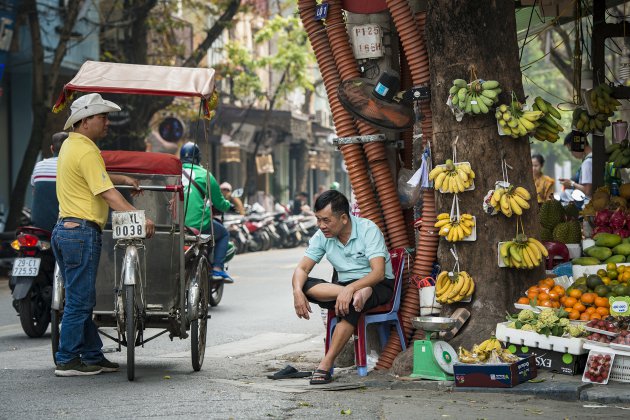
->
<box><xmin>309</xmin><ymin>369</ymin><xmax>333</xmax><ymax>385</ymax></box>
<box><xmin>266</xmin><ymin>365</ymin><xmax>312</xmax><ymax>380</ymax></box>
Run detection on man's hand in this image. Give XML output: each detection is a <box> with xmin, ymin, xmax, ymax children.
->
<box><xmin>293</xmin><ymin>290</ymin><xmax>312</xmax><ymax>320</ymax></box>
<box><xmin>145</xmin><ymin>217</ymin><xmax>156</xmax><ymax>238</ymax></box>
<box><xmin>335</xmin><ymin>286</ymin><xmax>355</xmax><ymax>317</ymax></box>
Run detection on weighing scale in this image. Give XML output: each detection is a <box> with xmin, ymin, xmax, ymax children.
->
<box><xmin>410</xmin><ymin>316</ymin><xmax>459</xmax><ymax>381</ymax></box>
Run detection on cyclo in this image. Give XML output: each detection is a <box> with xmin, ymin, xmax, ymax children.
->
<box><xmin>50</xmin><ymin>61</ymin><xmax>220</xmax><ymax>381</ymax></box>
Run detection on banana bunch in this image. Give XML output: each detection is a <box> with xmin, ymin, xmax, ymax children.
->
<box><xmin>449</xmin><ymin>79</ymin><xmax>501</xmax><ymax>115</ymax></box>
<box><xmin>586</xmin><ymin>83</ymin><xmax>621</xmax><ymax>116</ymax></box>
<box><xmin>435</xmin><ymin>270</ymin><xmax>475</xmax><ymax>304</ymax></box>
<box><xmin>428</xmin><ymin>160</ymin><xmax>475</xmax><ymax>193</ymax></box>
<box><xmin>475</xmin><ymin>336</ymin><xmax>502</xmax><ymax>354</ymax></box>
<box><xmin>489</xmin><ymin>185</ymin><xmax>531</xmax><ymax>217</ymax></box>
<box><xmin>500</xmin><ymin>235</ymin><xmax>549</xmax><ymax>269</ymax></box>
<box><xmin>607</xmin><ymin>140</ymin><xmax>630</xmax><ymax>168</ymax></box>
<box><xmin>459</xmin><ymin>345</ymin><xmax>520</xmax><ymax>364</ymax></box>
<box><xmin>531</xmin><ymin>96</ymin><xmax>564</xmax><ymax>143</ymax></box>
<box><xmin>495</xmin><ymin>101</ymin><xmax>544</xmax><ymax>139</ymax></box>
<box><xmin>435</xmin><ymin>213</ymin><xmax>475</xmax><ymax>242</ymax></box>
<box><xmin>573</xmin><ymin>107</ymin><xmax>612</xmax><ymax>133</ymax></box>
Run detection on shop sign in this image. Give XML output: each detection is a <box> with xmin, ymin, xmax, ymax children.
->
<box><xmin>256</xmin><ymin>154</ymin><xmax>274</xmax><ymax>174</ymax></box>
<box><xmin>351</xmin><ymin>24</ymin><xmax>383</xmax><ymax>60</ymax></box>
<box><xmin>610</xmin><ymin>296</ymin><xmax>630</xmax><ymax>316</ymax></box>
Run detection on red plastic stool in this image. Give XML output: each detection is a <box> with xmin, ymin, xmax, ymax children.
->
<box><xmin>543</xmin><ymin>241</ymin><xmax>570</xmax><ymax>270</ymax></box>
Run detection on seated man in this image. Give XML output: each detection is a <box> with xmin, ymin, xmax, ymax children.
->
<box><xmin>180</xmin><ymin>142</ymin><xmax>234</xmax><ymax>283</ymax></box>
<box><xmin>30</xmin><ymin>132</ymin><xmax>68</xmax><ymax>232</ymax></box>
<box><xmin>291</xmin><ymin>190</ymin><xmax>394</xmax><ymax>384</ymax></box>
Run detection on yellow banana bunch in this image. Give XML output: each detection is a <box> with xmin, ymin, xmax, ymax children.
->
<box><xmin>435</xmin><ymin>213</ymin><xmax>475</xmax><ymax>242</ymax></box>
<box><xmin>532</xmin><ymin>96</ymin><xmax>563</xmax><ymax>143</ymax></box>
<box><xmin>435</xmin><ymin>270</ymin><xmax>475</xmax><ymax>304</ymax></box>
<box><xmin>586</xmin><ymin>83</ymin><xmax>621</xmax><ymax>116</ymax></box>
<box><xmin>476</xmin><ymin>336</ymin><xmax>502</xmax><ymax>353</ymax></box>
<box><xmin>495</xmin><ymin>100</ymin><xmax>543</xmax><ymax>139</ymax></box>
<box><xmin>489</xmin><ymin>185</ymin><xmax>531</xmax><ymax>217</ymax></box>
<box><xmin>500</xmin><ymin>235</ymin><xmax>548</xmax><ymax>269</ymax></box>
<box><xmin>450</xmin><ymin>79</ymin><xmax>501</xmax><ymax>115</ymax></box>
<box><xmin>428</xmin><ymin>160</ymin><xmax>475</xmax><ymax>193</ymax></box>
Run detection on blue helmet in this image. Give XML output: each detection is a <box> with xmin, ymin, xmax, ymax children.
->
<box><xmin>180</xmin><ymin>142</ymin><xmax>200</xmax><ymax>164</ymax></box>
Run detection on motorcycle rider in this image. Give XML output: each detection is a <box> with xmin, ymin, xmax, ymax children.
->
<box><xmin>30</xmin><ymin>132</ymin><xmax>68</xmax><ymax>232</ymax></box>
<box><xmin>220</xmin><ymin>182</ymin><xmax>245</xmax><ymax>215</ymax></box>
<box><xmin>180</xmin><ymin>142</ymin><xmax>234</xmax><ymax>283</ymax></box>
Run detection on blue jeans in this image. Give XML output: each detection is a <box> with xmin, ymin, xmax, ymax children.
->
<box><xmin>51</xmin><ymin>221</ymin><xmax>103</xmax><ymax>365</ymax></box>
<box><xmin>203</xmin><ymin>219</ymin><xmax>228</xmax><ymax>269</ymax></box>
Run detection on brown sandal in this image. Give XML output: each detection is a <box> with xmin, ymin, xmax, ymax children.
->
<box><xmin>309</xmin><ymin>369</ymin><xmax>333</xmax><ymax>385</ymax></box>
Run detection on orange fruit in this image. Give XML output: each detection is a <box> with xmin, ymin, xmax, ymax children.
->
<box><xmin>548</xmin><ymin>292</ymin><xmax>560</xmax><ymax>302</ymax></box>
<box><xmin>517</xmin><ymin>297</ymin><xmax>530</xmax><ymax>305</ymax></box>
<box><xmin>552</xmin><ymin>301</ymin><xmax>560</xmax><ymax>308</ymax></box>
<box><xmin>586</xmin><ymin>307</ymin><xmax>597</xmax><ymax>315</ymax></box>
<box><xmin>538</xmin><ymin>292</ymin><xmax>550</xmax><ymax>302</ymax></box>
<box><xmin>527</xmin><ymin>290</ymin><xmax>539</xmax><ymax>300</ymax></box>
<box><xmin>569</xmin><ymin>289</ymin><xmax>583</xmax><ymax>299</ymax></box>
<box><xmin>564</xmin><ymin>297</ymin><xmax>577</xmax><ymax>308</ymax></box>
<box><xmin>540</xmin><ymin>300</ymin><xmax>553</xmax><ymax>308</ymax></box>
<box><xmin>596</xmin><ymin>307</ymin><xmax>610</xmax><ymax>316</ymax></box>
<box><xmin>569</xmin><ymin>310</ymin><xmax>581</xmax><ymax>320</ymax></box>
<box><xmin>580</xmin><ymin>312</ymin><xmax>591</xmax><ymax>321</ymax></box>
<box><xmin>581</xmin><ymin>293</ymin><xmax>596</xmax><ymax>305</ymax></box>
<box><xmin>595</xmin><ymin>297</ymin><xmax>610</xmax><ymax>308</ymax></box>
<box><xmin>539</xmin><ymin>278</ymin><xmax>555</xmax><ymax>288</ymax></box>
<box><xmin>552</xmin><ymin>285</ymin><xmax>565</xmax><ymax>296</ymax></box>
<box><xmin>560</xmin><ymin>296</ymin><xmax>568</xmax><ymax>305</ymax></box>
<box><xmin>590</xmin><ymin>313</ymin><xmax>602</xmax><ymax>320</ymax></box>
<box><xmin>573</xmin><ymin>302</ymin><xmax>586</xmax><ymax>313</ymax></box>
<box><xmin>527</xmin><ymin>286</ymin><xmax>540</xmax><ymax>294</ymax></box>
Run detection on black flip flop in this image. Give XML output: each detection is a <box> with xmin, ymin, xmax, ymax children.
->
<box><xmin>309</xmin><ymin>368</ymin><xmax>333</xmax><ymax>385</ymax></box>
<box><xmin>266</xmin><ymin>365</ymin><xmax>312</xmax><ymax>380</ymax></box>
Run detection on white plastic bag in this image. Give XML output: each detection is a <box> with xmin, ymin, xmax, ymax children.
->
<box><xmin>398</xmin><ymin>168</ymin><xmax>421</xmax><ymax>209</ymax></box>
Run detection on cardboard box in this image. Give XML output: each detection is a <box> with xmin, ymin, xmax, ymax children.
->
<box><xmin>504</xmin><ymin>344</ymin><xmax>588</xmax><ymax>375</ymax></box>
<box><xmin>453</xmin><ymin>355</ymin><xmax>537</xmax><ymax>388</ymax></box>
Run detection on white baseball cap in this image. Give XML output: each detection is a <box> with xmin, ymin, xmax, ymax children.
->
<box><xmin>63</xmin><ymin>93</ymin><xmax>121</xmax><ymax>130</ymax></box>
<box><xmin>220</xmin><ymin>182</ymin><xmax>232</xmax><ymax>191</ymax></box>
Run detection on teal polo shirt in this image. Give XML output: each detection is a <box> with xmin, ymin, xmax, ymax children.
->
<box><xmin>305</xmin><ymin>215</ymin><xmax>393</xmax><ymax>283</ymax></box>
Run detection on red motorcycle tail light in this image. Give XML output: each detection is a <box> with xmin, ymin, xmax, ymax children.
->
<box><xmin>17</xmin><ymin>234</ymin><xmax>39</xmax><ymax>248</ymax></box>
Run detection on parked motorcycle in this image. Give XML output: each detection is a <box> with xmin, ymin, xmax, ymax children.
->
<box><xmin>223</xmin><ymin>213</ymin><xmax>250</xmax><ymax>255</ymax></box>
<box><xmin>9</xmin><ymin>226</ymin><xmax>55</xmax><ymax>337</ymax></box>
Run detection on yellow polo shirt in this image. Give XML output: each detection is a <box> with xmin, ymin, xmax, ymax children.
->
<box><xmin>56</xmin><ymin>132</ymin><xmax>113</xmax><ymax>229</ymax></box>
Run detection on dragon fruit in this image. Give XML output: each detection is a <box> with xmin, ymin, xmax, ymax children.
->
<box><xmin>610</xmin><ymin>209</ymin><xmax>626</xmax><ymax>230</ymax></box>
<box><xmin>614</xmin><ymin>228</ymin><xmax>630</xmax><ymax>238</ymax></box>
<box><xmin>595</xmin><ymin>209</ymin><xmax>613</xmax><ymax>227</ymax></box>
<box><xmin>593</xmin><ymin>225</ymin><xmax>613</xmax><ymax>235</ymax></box>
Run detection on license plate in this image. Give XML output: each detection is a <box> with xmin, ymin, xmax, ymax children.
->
<box><xmin>112</xmin><ymin>210</ymin><xmax>146</xmax><ymax>239</ymax></box>
<box><xmin>12</xmin><ymin>258</ymin><xmax>41</xmax><ymax>277</ymax></box>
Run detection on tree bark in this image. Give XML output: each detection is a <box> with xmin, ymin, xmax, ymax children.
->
<box><xmin>426</xmin><ymin>0</ymin><xmax>545</xmax><ymax>348</ymax></box>
<box><xmin>6</xmin><ymin>0</ymin><xmax>83</xmax><ymax>230</ymax></box>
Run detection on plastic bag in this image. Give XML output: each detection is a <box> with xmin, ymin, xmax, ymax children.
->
<box><xmin>398</xmin><ymin>168</ymin><xmax>421</xmax><ymax>209</ymax></box>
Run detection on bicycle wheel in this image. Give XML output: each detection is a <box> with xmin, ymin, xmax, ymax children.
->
<box><xmin>191</xmin><ymin>256</ymin><xmax>208</xmax><ymax>371</ymax></box>
<box><xmin>125</xmin><ymin>284</ymin><xmax>136</xmax><ymax>381</ymax></box>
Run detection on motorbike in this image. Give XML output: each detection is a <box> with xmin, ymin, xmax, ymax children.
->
<box><xmin>272</xmin><ymin>210</ymin><xmax>302</xmax><ymax>248</ymax></box>
<box><xmin>9</xmin><ymin>226</ymin><xmax>56</xmax><ymax>337</ymax></box>
<box><xmin>298</xmin><ymin>213</ymin><xmax>318</xmax><ymax>245</ymax></box>
<box><xmin>223</xmin><ymin>213</ymin><xmax>250</xmax><ymax>255</ymax></box>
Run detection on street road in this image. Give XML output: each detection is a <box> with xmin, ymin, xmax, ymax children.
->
<box><xmin>0</xmin><ymin>247</ymin><xmax>627</xmax><ymax>419</ymax></box>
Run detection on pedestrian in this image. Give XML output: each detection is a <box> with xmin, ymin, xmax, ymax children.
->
<box><xmin>291</xmin><ymin>191</ymin><xmax>309</xmax><ymax>215</ymax></box>
<box><xmin>30</xmin><ymin>132</ymin><xmax>68</xmax><ymax>232</ymax></box>
<box><xmin>180</xmin><ymin>142</ymin><xmax>234</xmax><ymax>282</ymax></box>
<box><xmin>291</xmin><ymin>190</ymin><xmax>394</xmax><ymax>385</ymax></box>
<box><xmin>220</xmin><ymin>182</ymin><xmax>245</xmax><ymax>215</ymax></box>
<box><xmin>53</xmin><ymin>93</ymin><xmax>155</xmax><ymax>377</ymax></box>
<box><xmin>559</xmin><ymin>133</ymin><xmax>592</xmax><ymax>203</ymax></box>
<box><xmin>531</xmin><ymin>154</ymin><xmax>555</xmax><ymax>203</ymax></box>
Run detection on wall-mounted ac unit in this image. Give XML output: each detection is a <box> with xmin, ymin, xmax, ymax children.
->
<box><xmin>315</xmin><ymin>109</ymin><xmax>331</xmax><ymax>128</ymax></box>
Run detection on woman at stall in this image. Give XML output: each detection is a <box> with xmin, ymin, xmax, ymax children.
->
<box><xmin>532</xmin><ymin>154</ymin><xmax>555</xmax><ymax>203</ymax></box>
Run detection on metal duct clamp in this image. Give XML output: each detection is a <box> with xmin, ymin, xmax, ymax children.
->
<box><xmin>333</xmin><ymin>134</ymin><xmax>388</xmax><ymax>147</ymax></box>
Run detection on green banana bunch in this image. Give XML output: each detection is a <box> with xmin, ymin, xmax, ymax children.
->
<box><xmin>573</xmin><ymin>107</ymin><xmax>611</xmax><ymax>134</ymax></box>
<box><xmin>450</xmin><ymin>78</ymin><xmax>501</xmax><ymax>115</ymax></box>
<box><xmin>606</xmin><ymin>139</ymin><xmax>630</xmax><ymax>168</ymax></box>
<box><xmin>495</xmin><ymin>101</ymin><xmax>543</xmax><ymax>139</ymax></box>
<box><xmin>531</xmin><ymin>96</ymin><xmax>564</xmax><ymax>143</ymax></box>
<box><xmin>499</xmin><ymin>235</ymin><xmax>548</xmax><ymax>269</ymax></box>
<box><xmin>586</xmin><ymin>83</ymin><xmax>621</xmax><ymax>116</ymax></box>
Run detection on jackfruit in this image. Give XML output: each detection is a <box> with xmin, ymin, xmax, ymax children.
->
<box><xmin>540</xmin><ymin>227</ymin><xmax>554</xmax><ymax>242</ymax></box>
<box><xmin>539</xmin><ymin>200</ymin><xmax>565</xmax><ymax>229</ymax></box>
<box><xmin>552</xmin><ymin>220</ymin><xmax>582</xmax><ymax>244</ymax></box>
<box><xmin>564</xmin><ymin>203</ymin><xmax>581</xmax><ymax>221</ymax></box>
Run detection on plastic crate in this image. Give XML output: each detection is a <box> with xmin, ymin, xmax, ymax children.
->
<box><xmin>495</xmin><ymin>322</ymin><xmax>587</xmax><ymax>355</ymax></box>
<box><xmin>610</xmin><ymin>354</ymin><xmax>630</xmax><ymax>383</ymax></box>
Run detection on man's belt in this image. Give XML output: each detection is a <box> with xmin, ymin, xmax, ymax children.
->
<box><xmin>60</xmin><ymin>217</ymin><xmax>102</xmax><ymax>233</ymax></box>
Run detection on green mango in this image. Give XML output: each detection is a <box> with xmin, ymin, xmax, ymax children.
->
<box><xmin>605</xmin><ymin>254</ymin><xmax>627</xmax><ymax>263</ymax></box>
<box><xmin>613</xmin><ymin>243</ymin><xmax>630</xmax><ymax>256</ymax></box>
<box><xmin>594</xmin><ymin>233</ymin><xmax>622</xmax><ymax>248</ymax></box>
<box><xmin>572</xmin><ymin>257</ymin><xmax>603</xmax><ymax>266</ymax></box>
<box><xmin>584</xmin><ymin>246</ymin><xmax>613</xmax><ymax>261</ymax></box>
<box><xmin>623</xmin><ymin>237</ymin><xmax>630</xmax><ymax>245</ymax></box>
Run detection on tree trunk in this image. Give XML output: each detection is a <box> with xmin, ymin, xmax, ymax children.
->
<box><xmin>425</xmin><ymin>1</ymin><xmax>545</xmax><ymax>348</ymax></box>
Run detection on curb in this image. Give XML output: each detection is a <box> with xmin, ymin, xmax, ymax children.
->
<box><xmin>453</xmin><ymin>380</ymin><xmax>591</xmax><ymax>401</ymax></box>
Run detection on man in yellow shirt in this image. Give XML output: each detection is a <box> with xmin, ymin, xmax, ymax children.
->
<box><xmin>52</xmin><ymin>93</ymin><xmax>155</xmax><ymax>377</ymax></box>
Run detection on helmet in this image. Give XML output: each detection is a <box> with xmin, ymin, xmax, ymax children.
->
<box><xmin>220</xmin><ymin>182</ymin><xmax>232</xmax><ymax>191</ymax></box>
<box><xmin>329</xmin><ymin>181</ymin><xmax>340</xmax><ymax>190</ymax></box>
<box><xmin>180</xmin><ymin>142</ymin><xmax>200</xmax><ymax>164</ymax></box>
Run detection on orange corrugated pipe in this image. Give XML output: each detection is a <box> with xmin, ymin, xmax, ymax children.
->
<box><xmin>297</xmin><ymin>0</ymin><xmax>385</xmax><ymax>235</ymax></box>
<box><xmin>326</xmin><ymin>0</ymin><xmax>410</xmax><ymax>251</ymax></box>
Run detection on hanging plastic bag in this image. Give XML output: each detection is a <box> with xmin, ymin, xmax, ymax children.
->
<box><xmin>398</xmin><ymin>168</ymin><xmax>421</xmax><ymax>209</ymax></box>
